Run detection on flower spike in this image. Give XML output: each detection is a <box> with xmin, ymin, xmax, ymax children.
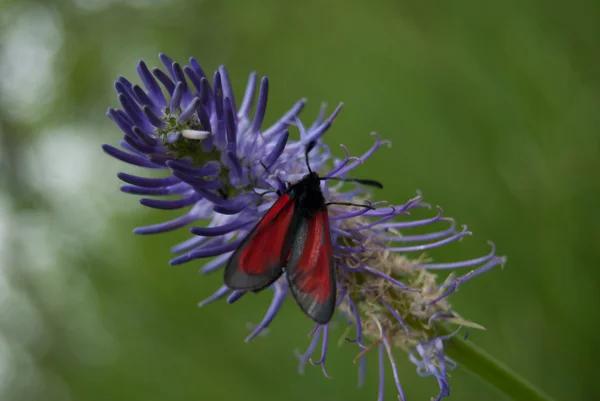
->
<box><xmin>104</xmin><ymin>54</ymin><xmax>506</xmax><ymax>401</ymax></box>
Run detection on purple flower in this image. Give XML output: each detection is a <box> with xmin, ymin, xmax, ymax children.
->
<box><xmin>103</xmin><ymin>54</ymin><xmax>506</xmax><ymax>401</ymax></box>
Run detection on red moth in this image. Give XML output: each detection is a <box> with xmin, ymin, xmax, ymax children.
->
<box><xmin>224</xmin><ymin>141</ymin><xmax>382</xmax><ymax>324</ymax></box>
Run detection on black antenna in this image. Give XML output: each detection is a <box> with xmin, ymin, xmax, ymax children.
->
<box><xmin>305</xmin><ymin>141</ymin><xmax>317</xmax><ymax>174</ymax></box>
<box><xmin>323</xmin><ymin>176</ymin><xmax>383</xmax><ymax>189</ymax></box>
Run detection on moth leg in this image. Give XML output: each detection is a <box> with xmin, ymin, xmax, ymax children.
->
<box><xmin>325</xmin><ymin>201</ymin><xmax>374</xmax><ymax>210</ymax></box>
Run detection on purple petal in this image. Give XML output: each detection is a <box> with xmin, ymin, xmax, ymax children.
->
<box><xmin>190</xmin><ymin>220</ymin><xmax>253</xmax><ymax>237</ymax></box>
<box><xmin>166</xmin><ymin>160</ymin><xmax>220</xmax><ymax>177</ymax></box>
<box><xmin>120</xmin><ymin>182</ymin><xmax>189</xmax><ymax>196</ymax></box>
<box><xmin>344</xmin><ymin>295</ymin><xmax>363</xmax><ymax>344</ymax></box>
<box><xmin>153</xmin><ymin>68</ymin><xmax>175</xmax><ymax>97</ymax></box>
<box><xmin>158</xmin><ymin>53</ymin><xmax>176</xmax><ymax>79</ymax></box>
<box><xmin>219</xmin><ymin>66</ymin><xmax>237</xmax><ymax>117</ymax></box>
<box><xmin>177</xmin><ymin>97</ymin><xmax>201</xmax><ymax>124</ymax></box>
<box><xmin>171</xmin><ymin>170</ymin><xmax>221</xmax><ymax>190</ymax></box>
<box><xmin>198</xmin><ymin>285</ymin><xmax>230</xmax><ymax>307</ymax></box>
<box><xmin>189</xmin><ymin>57</ymin><xmax>207</xmax><ymax>80</ymax></box>
<box><xmin>245</xmin><ymin>282</ymin><xmax>287</xmax><ymax>342</ymax></box>
<box><xmin>184</xmin><ymin>65</ymin><xmax>203</xmax><ymax>94</ymax></box>
<box><xmin>166</xmin><ymin>132</ymin><xmax>181</xmax><ymax>144</ymax></box>
<box><xmin>381</xmin><ymin>331</ymin><xmax>406</xmax><ymax>401</ymax></box>
<box><xmin>357</xmin><ymin>349</ymin><xmax>367</xmax><ymax>388</ymax></box>
<box><xmin>379</xmin><ymin>219</ymin><xmax>457</xmax><ymax>243</ymax></box>
<box><xmin>295</xmin><ymin>326</ymin><xmax>322</xmax><ymax>374</ymax></box>
<box><xmin>447</xmin><ymin>256</ymin><xmax>507</xmax><ymax>288</ymax></box>
<box><xmin>200</xmin><ymin>252</ymin><xmax>233</xmax><ymax>274</ymax></box>
<box><xmin>412</xmin><ymin>241</ymin><xmax>497</xmax><ymax>269</ymax></box>
<box><xmin>305</xmin><ymin>103</ymin><xmax>343</xmax><ymax>143</ymax></box>
<box><xmin>377</xmin><ymin>343</ymin><xmax>385</xmax><ymax>401</ymax></box>
<box><xmin>101</xmin><ymin>144</ymin><xmax>162</xmax><ymax>169</ymax></box>
<box><xmin>119</xmin><ymin>140</ymin><xmax>147</xmax><ymax>156</ymax></box>
<box><xmin>140</xmin><ymin>194</ymin><xmax>200</xmax><ymax>210</ymax></box>
<box><xmin>324</xmin><ymin>144</ymin><xmax>360</xmax><ymax>178</ymax></box>
<box><xmin>334</xmin><ymin>133</ymin><xmax>391</xmax><ymax>177</ymax></box>
<box><xmin>116</xmin><ymin>90</ymin><xmax>147</xmax><ymax>129</ymax></box>
<box><xmin>262</xmin><ymin>99</ymin><xmax>306</xmax><ymax>138</ymax></box>
<box><xmin>360</xmin><ymin>197</ymin><xmax>422</xmax><ymax>217</ymax></box>
<box><xmin>363</xmin><ymin>264</ymin><xmax>419</xmax><ymax>292</ymax></box>
<box><xmin>309</xmin><ymin>103</ymin><xmax>328</xmax><ymax>131</ymax></box>
<box><xmin>194</xmin><ymin>188</ymin><xmax>251</xmax><ymax>210</ymax></box>
<box><xmin>142</xmin><ymin>105</ymin><xmax>167</xmax><ymax>129</ymax></box>
<box><xmin>227</xmin><ymin>290</ymin><xmax>246</xmax><ymax>304</ymax></box>
<box><xmin>429</xmin><ymin>256</ymin><xmax>506</xmax><ymax>304</ymax></box>
<box><xmin>148</xmin><ymin>154</ymin><xmax>176</xmax><ymax>166</ymax></box>
<box><xmin>379</xmin><ymin>297</ymin><xmax>410</xmax><ymax>337</ymax></box>
<box><xmin>330</xmin><ymin>227</ymin><xmax>354</xmax><ymax>238</ymax></box>
<box><xmin>333</xmin><ymin>244</ymin><xmax>368</xmax><ymax>254</ymax></box>
<box><xmin>171</xmin><ymin>235</ymin><xmax>211</xmax><ymax>254</ymax></box>
<box><xmin>238</xmin><ymin>71</ymin><xmax>257</xmax><ymax>119</ymax></box>
<box><xmin>295</xmin><ymin>117</ymin><xmax>309</xmax><ymax>142</ymax></box>
<box><xmin>212</xmin><ymin>71</ymin><xmax>225</xmax><ymax>148</ymax></box>
<box><xmin>225</xmin><ymin>150</ymin><xmax>243</xmax><ymax>179</ymax></box>
<box><xmin>347</xmin><ymin>203</ymin><xmax>415</xmax><ymax>231</ymax></box>
<box><xmin>134</xmin><ymin>212</ymin><xmax>197</xmax><ymax>235</ymax></box>
<box><xmin>115</xmin><ymin>78</ymin><xmax>139</xmax><ymax>110</ymax></box>
<box><xmin>137</xmin><ymin>60</ymin><xmax>167</xmax><ymax>106</ymax></box>
<box><xmin>264</xmin><ymin>130</ymin><xmax>289</xmax><ymax>168</ymax></box>
<box><xmin>214</xmin><ymin>201</ymin><xmax>250</xmax><ymax>216</ymax></box>
<box><xmin>199</xmin><ymin>77</ymin><xmax>213</xmax><ymax>112</ymax></box>
<box><xmin>413</xmin><ymin>339</ymin><xmax>451</xmax><ymax>401</ymax></box>
<box><xmin>132</xmin><ymin>126</ymin><xmax>159</xmax><ymax>147</ymax></box>
<box><xmin>169</xmin><ymin>239</ymin><xmax>243</xmax><ymax>265</ymax></box>
<box><xmin>250</xmin><ymin>77</ymin><xmax>268</xmax><ymax>133</ymax></box>
<box><xmin>435</xmin><ymin>338</ymin><xmax>449</xmax><ymax>381</ymax></box>
<box><xmin>378</xmin><ymin>206</ymin><xmax>443</xmax><ymax>229</ymax></box>
<box><xmin>196</xmin><ymin>101</ymin><xmax>212</xmax><ymax>132</ymax></box>
<box><xmin>309</xmin><ymin>324</ymin><xmax>331</xmax><ymax>379</ymax></box>
<box><xmin>387</xmin><ymin>225</ymin><xmax>471</xmax><ymax>253</ymax></box>
<box><xmin>132</xmin><ymin>84</ymin><xmax>160</xmax><ymax>113</ymax></box>
<box><xmin>172</xmin><ymin>62</ymin><xmax>193</xmax><ymax>106</ymax></box>
<box><xmin>170</xmin><ymin>82</ymin><xmax>184</xmax><ymax>110</ymax></box>
<box><xmin>117</xmin><ymin>172</ymin><xmax>179</xmax><ymax>188</ymax></box>
<box><xmin>122</xmin><ymin>133</ymin><xmax>155</xmax><ymax>154</ymax></box>
<box><xmin>224</xmin><ymin>97</ymin><xmax>237</xmax><ymax>153</ymax></box>
<box><xmin>107</xmin><ymin>107</ymin><xmax>135</xmax><ymax>138</ymax></box>
<box><xmin>213</xmin><ymin>71</ymin><xmax>223</xmax><ymax>118</ymax></box>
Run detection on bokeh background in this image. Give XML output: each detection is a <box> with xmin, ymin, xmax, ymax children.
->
<box><xmin>1</xmin><ymin>0</ymin><xmax>598</xmax><ymax>400</ymax></box>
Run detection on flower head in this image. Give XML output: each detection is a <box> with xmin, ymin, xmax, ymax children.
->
<box><xmin>103</xmin><ymin>54</ymin><xmax>506</xmax><ymax>401</ymax></box>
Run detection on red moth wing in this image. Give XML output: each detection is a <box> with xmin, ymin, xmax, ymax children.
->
<box><xmin>286</xmin><ymin>209</ymin><xmax>336</xmax><ymax>324</ymax></box>
<box><xmin>224</xmin><ymin>194</ymin><xmax>297</xmax><ymax>291</ymax></box>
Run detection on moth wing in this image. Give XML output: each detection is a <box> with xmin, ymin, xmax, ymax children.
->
<box><xmin>224</xmin><ymin>194</ymin><xmax>297</xmax><ymax>291</ymax></box>
<box><xmin>285</xmin><ymin>210</ymin><xmax>336</xmax><ymax>324</ymax></box>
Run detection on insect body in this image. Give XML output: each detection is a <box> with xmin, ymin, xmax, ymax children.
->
<box><xmin>224</xmin><ymin>142</ymin><xmax>382</xmax><ymax>324</ymax></box>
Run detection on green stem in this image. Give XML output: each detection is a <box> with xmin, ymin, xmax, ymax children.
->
<box><xmin>439</xmin><ymin>324</ymin><xmax>554</xmax><ymax>401</ymax></box>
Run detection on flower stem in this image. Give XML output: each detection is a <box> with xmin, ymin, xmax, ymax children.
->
<box><xmin>439</xmin><ymin>324</ymin><xmax>554</xmax><ymax>401</ymax></box>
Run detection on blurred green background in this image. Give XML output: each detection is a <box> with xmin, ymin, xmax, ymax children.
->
<box><xmin>1</xmin><ymin>0</ymin><xmax>598</xmax><ymax>400</ymax></box>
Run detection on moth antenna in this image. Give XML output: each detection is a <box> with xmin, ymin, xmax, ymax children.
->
<box><xmin>326</xmin><ymin>201</ymin><xmax>375</xmax><ymax>210</ymax></box>
<box><xmin>305</xmin><ymin>141</ymin><xmax>317</xmax><ymax>174</ymax></box>
<box><xmin>321</xmin><ymin>176</ymin><xmax>383</xmax><ymax>189</ymax></box>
